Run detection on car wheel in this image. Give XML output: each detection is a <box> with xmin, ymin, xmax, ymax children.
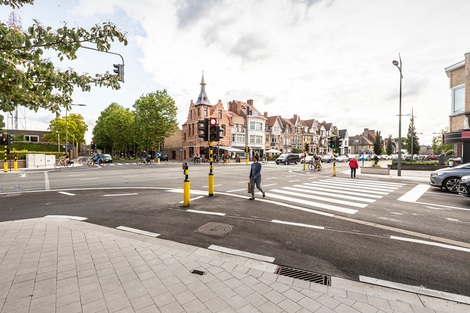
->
<box><xmin>443</xmin><ymin>177</ymin><xmax>460</xmax><ymax>193</ymax></box>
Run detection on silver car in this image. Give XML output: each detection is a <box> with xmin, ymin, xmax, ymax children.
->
<box><xmin>430</xmin><ymin>162</ymin><xmax>470</xmax><ymax>193</ymax></box>
<box><xmin>458</xmin><ymin>174</ymin><xmax>470</xmax><ymax>197</ymax></box>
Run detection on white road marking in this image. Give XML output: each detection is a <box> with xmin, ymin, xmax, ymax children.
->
<box><xmin>359</xmin><ymin>276</ymin><xmax>470</xmax><ymax>305</ymax></box>
<box><xmin>79</xmin><ymin>177</ymin><xmax>101</xmax><ymax>181</ymax></box>
<box><xmin>267</xmin><ymin>191</ymin><xmax>358</xmax><ymax>214</ymax></box>
<box><xmin>208</xmin><ymin>245</ymin><xmax>275</xmax><ymax>263</ymax></box>
<box><xmin>186</xmin><ymin>209</ymin><xmax>226</xmax><ymax>216</ymax></box>
<box><xmin>59</xmin><ymin>191</ymin><xmax>75</xmax><ymax>196</ymax></box>
<box><xmin>298</xmin><ymin>184</ymin><xmax>382</xmax><ymax>199</ymax></box>
<box><xmin>398</xmin><ymin>184</ymin><xmax>430</xmax><ymax>202</ymax></box>
<box><xmin>390</xmin><ymin>236</ymin><xmax>470</xmax><ymax>253</ymax></box>
<box><xmin>272</xmin><ymin>219</ymin><xmax>324</xmax><ymax>230</ymax></box>
<box><xmin>44</xmin><ymin>172</ymin><xmax>50</xmax><ymax>190</ymax></box>
<box><xmin>275</xmin><ymin>189</ymin><xmax>367</xmax><ymax>208</ymax></box>
<box><xmin>446</xmin><ymin>218</ymin><xmax>459</xmax><ymax>222</ymax></box>
<box><xmin>306</xmin><ymin>182</ymin><xmax>390</xmax><ymax>195</ymax></box>
<box><xmin>103</xmin><ymin>193</ymin><xmax>139</xmax><ymax>197</ymax></box>
<box><xmin>116</xmin><ymin>226</ymin><xmax>160</xmax><ymax>237</ymax></box>
<box><xmin>45</xmin><ymin>215</ymin><xmax>87</xmax><ymax>221</ymax></box>
<box><xmin>226</xmin><ymin>188</ymin><xmax>246</xmax><ymax>192</ymax></box>
<box><xmin>288</xmin><ymin>180</ymin><xmax>300</xmax><ymax>182</ymax></box>
<box><xmin>288</xmin><ymin>186</ymin><xmax>376</xmax><ymax>203</ymax></box>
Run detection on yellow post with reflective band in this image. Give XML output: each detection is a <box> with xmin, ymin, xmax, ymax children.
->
<box><xmin>14</xmin><ymin>157</ymin><xmax>18</xmax><ymax>172</ymax></box>
<box><xmin>3</xmin><ymin>145</ymin><xmax>7</xmax><ymax>173</ymax></box>
<box><xmin>245</xmin><ymin>146</ymin><xmax>249</xmax><ymax>165</ymax></box>
<box><xmin>208</xmin><ymin>141</ymin><xmax>214</xmax><ymax>196</ymax></box>
<box><xmin>183</xmin><ymin>163</ymin><xmax>190</xmax><ymax>207</ymax></box>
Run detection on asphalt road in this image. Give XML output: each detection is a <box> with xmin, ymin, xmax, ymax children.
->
<box><xmin>1</xmin><ymin>161</ymin><xmax>469</xmax><ymax>297</ymax></box>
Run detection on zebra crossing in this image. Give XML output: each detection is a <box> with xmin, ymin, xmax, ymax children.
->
<box><xmin>265</xmin><ymin>177</ymin><xmax>406</xmax><ymax>215</ymax></box>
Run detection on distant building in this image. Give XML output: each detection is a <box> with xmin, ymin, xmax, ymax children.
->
<box><xmin>444</xmin><ymin>53</ymin><xmax>470</xmax><ymax>162</ymax></box>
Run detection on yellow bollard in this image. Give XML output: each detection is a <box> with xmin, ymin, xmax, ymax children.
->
<box><xmin>157</xmin><ymin>157</ymin><xmax>160</xmax><ymax>164</ymax></box>
<box><xmin>3</xmin><ymin>160</ymin><xmax>7</xmax><ymax>173</ymax></box>
<box><xmin>14</xmin><ymin>157</ymin><xmax>18</xmax><ymax>172</ymax></box>
<box><xmin>332</xmin><ymin>163</ymin><xmax>337</xmax><ymax>176</ymax></box>
<box><xmin>208</xmin><ymin>174</ymin><xmax>214</xmax><ymax>196</ymax></box>
<box><xmin>183</xmin><ymin>163</ymin><xmax>190</xmax><ymax>206</ymax></box>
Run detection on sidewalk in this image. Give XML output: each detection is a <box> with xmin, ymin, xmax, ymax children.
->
<box><xmin>0</xmin><ymin>217</ymin><xmax>468</xmax><ymax>313</ymax></box>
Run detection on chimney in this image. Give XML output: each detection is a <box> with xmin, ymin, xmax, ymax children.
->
<box><xmin>247</xmin><ymin>99</ymin><xmax>253</xmax><ymax>106</ymax></box>
<box><xmin>264</xmin><ymin>112</ymin><xmax>268</xmax><ymax>117</ymax></box>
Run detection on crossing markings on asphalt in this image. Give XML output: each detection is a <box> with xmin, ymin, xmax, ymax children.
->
<box><xmin>266</xmin><ymin>177</ymin><xmax>406</xmax><ymax>215</ymax></box>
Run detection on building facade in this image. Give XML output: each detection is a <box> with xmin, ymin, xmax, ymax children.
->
<box><xmin>444</xmin><ymin>53</ymin><xmax>470</xmax><ymax>162</ymax></box>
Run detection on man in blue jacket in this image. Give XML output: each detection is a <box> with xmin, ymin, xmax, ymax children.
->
<box><xmin>249</xmin><ymin>155</ymin><xmax>265</xmax><ymax>200</ymax></box>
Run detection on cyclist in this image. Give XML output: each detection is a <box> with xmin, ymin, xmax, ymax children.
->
<box><xmin>92</xmin><ymin>152</ymin><xmax>101</xmax><ymax>166</ymax></box>
<box><xmin>140</xmin><ymin>150</ymin><xmax>150</xmax><ymax>163</ymax></box>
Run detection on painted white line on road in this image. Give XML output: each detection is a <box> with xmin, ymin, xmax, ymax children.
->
<box><xmin>186</xmin><ymin>209</ymin><xmax>226</xmax><ymax>216</ymax></box>
<box><xmin>116</xmin><ymin>226</ymin><xmax>160</xmax><ymax>238</ymax></box>
<box><xmin>58</xmin><ymin>191</ymin><xmax>75</xmax><ymax>196</ymax></box>
<box><xmin>298</xmin><ymin>184</ymin><xmax>382</xmax><ymax>199</ymax></box>
<box><xmin>45</xmin><ymin>215</ymin><xmax>87</xmax><ymax>221</ymax></box>
<box><xmin>329</xmin><ymin>177</ymin><xmax>405</xmax><ymax>187</ymax></box>
<box><xmin>359</xmin><ymin>275</ymin><xmax>470</xmax><ymax>305</ymax></box>
<box><xmin>208</xmin><ymin>245</ymin><xmax>275</xmax><ymax>263</ymax></box>
<box><xmin>79</xmin><ymin>177</ymin><xmax>101</xmax><ymax>181</ymax></box>
<box><xmin>263</xmin><ymin>183</ymin><xmax>277</xmax><ymax>187</ymax></box>
<box><xmin>226</xmin><ymin>188</ymin><xmax>246</xmax><ymax>193</ymax></box>
<box><xmin>44</xmin><ymin>171</ymin><xmax>50</xmax><ymax>190</ymax></box>
<box><xmin>307</xmin><ymin>182</ymin><xmax>390</xmax><ymax>195</ymax></box>
<box><xmin>267</xmin><ymin>191</ymin><xmax>358</xmax><ymax>215</ymax></box>
<box><xmin>272</xmin><ymin>219</ymin><xmax>324</xmax><ymax>230</ymax></box>
<box><xmin>390</xmin><ymin>236</ymin><xmax>470</xmax><ymax>253</ymax></box>
<box><xmin>446</xmin><ymin>218</ymin><xmax>459</xmax><ymax>222</ymax></box>
<box><xmin>398</xmin><ymin>184</ymin><xmax>430</xmax><ymax>202</ymax></box>
<box><xmin>167</xmin><ymin>189</ymin><xmax>207</xmax><ymax>195</ymax></box>
<box><xmin>289</xmin><ymin>186</ymin><xmax>376</xmax><ymax>203</ymax></box>
<box><xmin>288</xmin><ymin>180</ymin><xmax>300</xmax><ymax>182</ymax></box>
<box><xmin>103</xmin><ymin>193</ymin><xmax>139</xmax><ymax>197</ymax></box>
<box><xmin>275</xmin><ymin>189</ymin><xmax>367</xmax><ymax>208</ymax></box>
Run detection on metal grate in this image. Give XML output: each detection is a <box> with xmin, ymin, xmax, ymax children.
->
<box><xmin>276</xmin><ymin>266</ymin><xmax>331</xmax><ymax>285</ymax></box>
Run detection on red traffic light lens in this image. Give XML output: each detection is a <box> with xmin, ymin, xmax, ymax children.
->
<box><xmin>210</xmin><ymin>118</ymin><xmax>217</xmax><ymax>126</ymax></box>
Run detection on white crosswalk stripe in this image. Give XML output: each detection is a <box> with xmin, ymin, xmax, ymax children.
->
<box><xmin>264</xmin><ymin>177</ymin><xmax>406</xmax><ymax>215</ymax></box>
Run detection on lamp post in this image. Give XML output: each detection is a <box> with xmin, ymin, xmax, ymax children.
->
<box><xmin>65</xmin><ymin>103</ymin><xmax>86</xmax><ymax>158</ymax></box>
<box><xmin>392</xmin><ymin>55</ymin><xmax>403</xmax><ymax>176</ymax></box>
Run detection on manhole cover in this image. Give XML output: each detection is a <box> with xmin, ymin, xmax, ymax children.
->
<box><xmin>196</xmin><ymin>222</ymin><xmax>233</xmax><ymax>237</ymax></box>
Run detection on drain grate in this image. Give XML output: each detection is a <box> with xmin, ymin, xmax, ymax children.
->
<box><xmin>276</xmin><ymin>266</ymin><xmax>331</xmax><ymax>285</ymax></box>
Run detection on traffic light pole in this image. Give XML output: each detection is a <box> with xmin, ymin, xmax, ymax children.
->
<box><xmin>332</xmin><ymin>134</ymin><xmax>337</xmax><ymax>177</ymax></box>
<box><xmin>208</xmin><ymin>140</ymin><xmax>214</xmax><ymax>196</ymax></box>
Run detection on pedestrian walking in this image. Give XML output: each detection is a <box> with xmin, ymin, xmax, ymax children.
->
<box><xmin>349</xmin><ymin>157</ymin><xmax>359</xmax><ymax>178</ymax></box>
<box><xmin>249</xmin><ymin>156</ymin><xmax>265</xmax><ymax>200</ymax></box>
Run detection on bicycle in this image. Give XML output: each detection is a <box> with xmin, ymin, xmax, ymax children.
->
<box><xmin>191</xmin><ymin>158</ymin><xmax>201</xmax><ymax>165</ymax></box>
<box><xmin>54</xmin><ymin>158</ymin><xmax>74</xmax><ymax>169</ymax></box>
<box><xmin>308</xmin><ymin>161</ymin><xmax>322</xmax><ymax>171</ymax></box>
<box><xmin>136</xmin><ymin>157</ymin><xmax>151</xmax><ymax>165</ymax></box>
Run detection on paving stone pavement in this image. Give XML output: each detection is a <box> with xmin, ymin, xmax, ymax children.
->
<box><xmin>0</xmin><ymin>217</ymin><xmax>469</xmax><ymax>313</ymax></box>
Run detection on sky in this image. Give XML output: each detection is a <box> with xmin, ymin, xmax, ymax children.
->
<box><xmin>1</xmin><ymin>0</ymin><xmax>470</xmax><ymax>146</ymax></box>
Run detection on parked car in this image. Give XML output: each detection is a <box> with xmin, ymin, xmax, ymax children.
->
<box><xmin>301</xmin><ymin>155</ymin><xmax>314</xmax><ymax>164</ymax></box>
<box><xmin>99</xmin><ymin>154</ymin><xmax>113</xmax><ymax>163</ymax></box>
<box><xmin>321</xmin><ymin>154</ymin><xmax>333</xmax><ymax>163</ymax></box>
<box><xmin>380</xmin><ymin>154</ymin><xmax>391</xmax><ymax>160</ymax></box>
<box><xmin>458</xmin><ymin>175</ymin><xmax>470</xmax><ymax>197</ymax></box>
<box><xmin>335</xmin><ymin>155</ymin><xmax>347</xmax><ymax>162</ymax></box>
<box><xmin>430</xmin><ymin>162</ymin><xmax>470</xmax><ymax>193</ymax></box>
<box><xmin>276</xmin><ymin>153</ymin><xmax>300</xmax><ymax>165</ymax></box>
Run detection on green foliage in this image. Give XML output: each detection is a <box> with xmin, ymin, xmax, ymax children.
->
<box><xmin>373</xmin><ymin>131</ymin><xmax>382</xmax><ymax>155</ymax></box>
<box><xmin>92</xmin><ymin>103</ymin><xmax>135</xmax><ymax>154</ymax></box>
<box><xmin>43</xmin><ymin>113</ymin><xmax>88</xmax><ymax>145</ymax></box>
<box><xmin>405</xmin><ymin>118</ymin><xmax>420</xmax><ymax>155</ymax></box>
<box><xmin>0</xmin><ymin>0</ymin><xmax>128</xmax><ymax>115</ymax></box>
<box><xmin>292</xmin><ymin>148</ymin><xmax>303</xmax><ymax>153</ymax></box>
<box><xmin>445</xmin><ymin>149</ymin><xmax>454</xmax><ymax>156</ymax></box>
<box><xmin>0</xmin><ymin>114</ymin><xmax>5</xmax><ymax>129</ymax></box>
<box><xmin>386</xmin><ymin>134</ymin><xmax>394</xmax><ymax>156</ymax></box>
<box><xmin>133</xmin><ymin>90</ymin><xmax>177</xmax><ymax>151</ymax></box>
<box><xmin>432</xmin><ymin>127</ymin><xmax>453</xmax><ymax>154</ymax></box>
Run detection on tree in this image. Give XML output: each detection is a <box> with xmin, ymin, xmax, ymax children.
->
<box><xmin>373</xmin><ymin>131</ymin><xmax>382</xmax><ymax>155</ymax></box>
<box><xmin>0</xmin><ymin>114</ymin><xmax>4</xmax><ymax>130</ymax></box>
<box><xmin>0</xmin><ymin>0</ymin><xmax>128</xmax><ymax>115</ymax></box>
<box><xmin>432</xmin><ymin>127</ymin><xmax>453</xmax><ymax>155</ymax></box>
<box><xmin>92</xmin><ymin>103</ymin><xmax>135</xmax><ymax>155</ymax></box>
<box><xmin>44</xmin><ymin>113</ymin><xmax>88</xmax><ymax>149</ymax></box>
<box><xmin>133</xmin><ymin>90</ymin><xmax>177</xmax><ymax>151</ymax></box>
<box><xmin>406</xmin><ymin>118</ymin><xmax>420</xmax><ymax>155</ymax></box>
<box><xmin>386</xmin><ymin>134</ymin><xmax>394</xmax><ymax>155</ymax></box>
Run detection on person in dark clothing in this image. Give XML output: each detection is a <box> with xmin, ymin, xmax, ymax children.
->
<box><xmin>249</xmin><ymin>156</ymin><xmax>265</xmax><ymax>200</ymax></box>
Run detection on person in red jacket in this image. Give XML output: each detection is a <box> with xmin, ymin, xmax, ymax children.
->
<box><xmin>349</xmin><ymin>157</ymin><xmax>359</xmax><ymax>178</ymax></box>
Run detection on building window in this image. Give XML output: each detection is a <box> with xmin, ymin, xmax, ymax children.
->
<box><xmin>250</xmin><ymin>121</ymin><xmax>263</xmax><ymax>131</ymax></box>
<box><xmin>218</xmin><ymin>110</ymin><xmax>222</xmax><ymax>119</ymax></box>
<box><xmin>452</xmin><ymin>86</ymin><xmax>465</xmax><ymax>114</ymax></box>
<box><xmin>250</xmin><ymin>135</ymin><xmax>263</xmax><ymax>144</ymax></box>
<box><xmin>25</xmin><ymin>135</ymin><xmax>39</xmax><ymax>142</ymax></box>
<box><xmin>204</xmin><ymin>106</ymin><xmax>208</xmax><ymax>117</ymax></box>
<box><xmin>232</xmin><ymin>134</ymin><xmax>245</xmax><ymax>143</ymax></box>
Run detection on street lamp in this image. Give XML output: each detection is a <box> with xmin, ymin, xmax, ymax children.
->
<box><xmin>392</xmin><ymin>54</ymin><xmax>403</xmax><ymax>176</ymax></box>
<box><xmin>65</xmin><ymin>103</ymin><xmax>86</xmax><ymax>158</ymax></box>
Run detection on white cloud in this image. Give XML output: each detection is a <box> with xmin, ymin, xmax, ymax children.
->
<box><xmin>2</xmin><ymin>0</ymin><xmax>470</xmax><ymax>146</ymax></box>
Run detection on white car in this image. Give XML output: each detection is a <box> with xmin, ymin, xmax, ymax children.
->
<box><xmin>380</xmin><ymin>154</ymin><xmax>391</xmax><ymax>160</ymax></box>
<box><xmin>335</xmin><ymin>155</ymin><xmax>347</xmax><ymax>162</ymax></box>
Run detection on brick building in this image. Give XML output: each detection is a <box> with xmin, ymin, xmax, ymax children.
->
<box><xmin>444</xmin><ymin>53</ymin><xmax>470</xmax><ymax>162</ymax></box>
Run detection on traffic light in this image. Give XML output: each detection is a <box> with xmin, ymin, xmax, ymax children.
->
<box><xmin>197</xmin><ymin>119</ymin><xmax>209</xmax><ymax>141</ymax></box>
<box><xmin>91</xmin><ymin>141</ymin><xmax>96</xmax><ymax>149</ymax></box>
<box><xmin>215</xmin><ymin>126</ymin><xmax>224</xmax><ymax>141</ymax></box>
<box><xmin>329</xmin><ymin>137</ymin><xmax>335</xmax><ymax>149</ymax></box>
<box><xmin>305</xmin><ymin>143</ymin><xmax>309</xmax><ymax>151</ymax></box>
<box><xmin>209</xmin><ymin>117</ymin><xmax>217</xmax><ymax>141</ymax></box>
<box><xmin>113</xmin><ymin>64</ymin><xmax>124</xmax><ymax>82</ymax></box>
<box><xmin>0</xmin><ymin>134</ymin><xmax>6</xmax><ymax>145</ymax></box>
<box><xmin>337</xmin><ymin>138</ymin><xmax>343</xmax><ymax>148</ymax></box>
<box><xmin>7</xmin><ymin>134</ymin><xmax>12</xmax><ymax>145</ymax></box>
